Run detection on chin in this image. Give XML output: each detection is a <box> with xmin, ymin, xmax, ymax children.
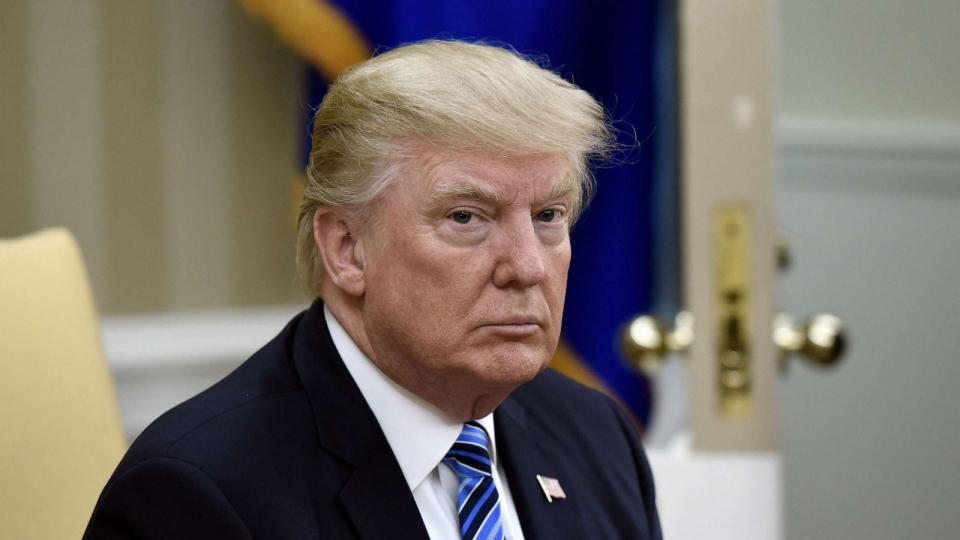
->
<box><xmin>473</xmin><ymin>344</ymin><xmax>550</xmax><ymax>388</ymax></box>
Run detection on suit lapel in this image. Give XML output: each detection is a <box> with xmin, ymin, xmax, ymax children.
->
<box><xmin>496</xmin><ymin>395</ymin><xmax>588</xmax><ymax>539</ymax></box>
<box><xmin>339</xmin><ymin>447</ymin><xmax>429</xmax><ymax>540</ymax></box>
<box><xmin>293</xmin><ymin>301</ymin><xmax>429</xmax><ymax>540</ymax></box>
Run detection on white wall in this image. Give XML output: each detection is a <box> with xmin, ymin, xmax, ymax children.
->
<box><xmin>779</xmin><ymin>0</ymin><xmax>960</xmax><ymax>122</ymax></box>
<box><xmin>777</xmin><ymin>1</ymin><xmax>960</xmax><ymax>538</ymax></box>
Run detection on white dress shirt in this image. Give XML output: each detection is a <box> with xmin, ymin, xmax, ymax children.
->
<box><xmin>325</xmin><ymin>307</ymin><xmax>526</xmax><ymax>540</ymax></box>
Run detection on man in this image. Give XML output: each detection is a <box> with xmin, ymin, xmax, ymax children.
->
<box><xmin>85</xmin><ymin>40</ymin><xmax>661</xmax><ymax>539</ymax></box>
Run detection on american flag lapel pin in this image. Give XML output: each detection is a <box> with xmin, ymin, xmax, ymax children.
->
<box><xmin>536</xmin><ymin>474</ymin><xmax>567</xmax><ymax>503</ymax></box>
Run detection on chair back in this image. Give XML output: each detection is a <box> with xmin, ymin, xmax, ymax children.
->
<box><xmin>0</xmin><ymin>228</ymin><xmax>126</xmax><ymax>539</ymax></box>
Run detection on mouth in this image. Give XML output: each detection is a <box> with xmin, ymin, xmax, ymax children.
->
<box><xmin>478</xmin><ymin>317</ymin><xmax>543</xmax><ymax>336</ymax></box>
<box><xmin>480</xmin><ymin>324</ymin><xmax>540</xmax><ymax>337</ymax></box>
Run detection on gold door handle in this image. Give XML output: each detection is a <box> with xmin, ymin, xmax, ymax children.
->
<box><xmin>620</xmin><ymin>311</ymin><xmax>694</xmax><ymax>375</ymax></box>
<box><xmin>773</xmin><ymin>312</ymin><xmax>846</xmax><ymax>370</ymax></box>
<box><xmin>621</xmin><ymin>311</ymin><xmax>846</xmax><ymax>372</ymax></box>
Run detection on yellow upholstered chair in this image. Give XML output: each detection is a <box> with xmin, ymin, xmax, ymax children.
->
<box><xmin>0</xmin><ymin>228</ymin><xmax>126</xmax><ymax>539</ymax></box>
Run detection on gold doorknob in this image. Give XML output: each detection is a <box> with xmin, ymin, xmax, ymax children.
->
<box><xmin>773</xmin><ymin>312</ymin><xmax>846</xmax><ymax>369</ymax></box>
<box><xmin>620</xmin><ymin>311</ymin><xmax>694</xmax><ymax>374</ymax></box>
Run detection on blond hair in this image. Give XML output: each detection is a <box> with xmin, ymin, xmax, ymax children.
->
<box><xmin>297</xmin><ymin>40</ymin><xmax>613</xmax><ymax>297</ymax></box>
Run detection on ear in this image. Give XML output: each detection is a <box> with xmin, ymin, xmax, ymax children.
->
<box><xmin>313</xmin><ymin>208</ymin><xmax>366</xmax><ymax>297</ymax></box>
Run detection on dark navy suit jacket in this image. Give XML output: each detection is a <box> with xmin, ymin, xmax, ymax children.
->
<box><xmin>84</xmin><ymin>301</ymin><xmax>661</xmax><ymax>539</ymax></box>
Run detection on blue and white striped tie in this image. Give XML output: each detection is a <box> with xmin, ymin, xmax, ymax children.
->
<box><xmin>442</xmin><ymin>422</ymin><xmax>506</xmax><ymax>540</ymax></box>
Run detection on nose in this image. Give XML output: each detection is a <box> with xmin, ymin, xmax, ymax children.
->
<box><xmin>492</xmin><ymin>219</ymin><xmax>547</xmax><ymax>288</ymax></box>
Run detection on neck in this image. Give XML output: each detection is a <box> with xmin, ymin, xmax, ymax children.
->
<box><xmin>322</xmin><ymin>289</ymin><xmax>509</xmax><ymax>422</ymax></box>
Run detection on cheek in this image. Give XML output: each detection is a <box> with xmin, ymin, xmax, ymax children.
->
<box><xmin>370</xmin><ymin>237</ymin><xmax>486</xmax><ymax>325</ymax></box>
<box><xmin>548</xmin><ymin>242</ymin><xmax>572</xmax><ymax>288</ymax></box>
<box><xmin>399</xmin><ymin>234</ymin><xmax>493</xmax><ymax>289</ymax></box>
<box><xmin>545</xmin><ymin>245</ymin><xmax>571</xmax><ymax>322</ymax></box>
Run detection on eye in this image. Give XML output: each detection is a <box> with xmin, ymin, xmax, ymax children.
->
<box><xmin>535</xmin><ymin>208</ymin><xmax>563</xmax><ymax>223</ymax></box>
<box><xmin>449</xmin><ymin>210</ymin><xmax>475</xmax><ymax>224</ymax></box>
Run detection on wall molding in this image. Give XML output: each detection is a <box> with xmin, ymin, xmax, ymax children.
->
<box><xmin>101</xmin><ymin>304</ymin><xmax>304</xmax><ymax>438</ymax></box>
<box><xmin>777</xmin><ymin>116</ymin><xmax>960</xmax><ymax>199</ymax></box>
<box><xmin>778</xmin><ymin>115</ymin><xmax>960</xmax><ymax>162</ymax></box>
<box><xmin>102</xmin><ymin>304</ymin><xmax>303</xmax><ymax>372</ymax></box>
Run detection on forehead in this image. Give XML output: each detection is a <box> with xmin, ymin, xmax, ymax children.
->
<box><xmin>403</xmin><ymin>147</ymin><xmax>574</xmax><ymax>202</ymax></box>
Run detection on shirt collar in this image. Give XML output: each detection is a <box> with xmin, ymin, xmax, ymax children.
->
<box><xmin>324</xmin><ymin>306</ymin><xmax>499</xmax><ymax>490</ymax></box>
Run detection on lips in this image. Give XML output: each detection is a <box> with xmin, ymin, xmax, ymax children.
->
<box><xmin>475</xmin><ymin>314</ymin><xmax>545</xmax><ymax>339</ymax></box>
<box><xmin>479</xmin><ymin>324</ymin><xmax>540</xmax><ymax>339</ymax></box>
<box><xmin>480</xmin><ymin>315</ymin><xmax>543</xmax><ymax>327</ymax></box>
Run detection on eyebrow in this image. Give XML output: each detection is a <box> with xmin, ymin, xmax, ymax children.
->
<box><xmin>427</xmin><ymin>178</ymin><xmax>576</xmax><ymax>207</ymax></box>
<box><xmin>428</xmin><ymin>182</ymin><xmax>507</xmax><ymax>205</ymax></box>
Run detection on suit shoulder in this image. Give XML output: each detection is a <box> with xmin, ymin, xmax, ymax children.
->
<box><xmin>505</xmin><ymin>368</ymin><xmax>662</xmax><ymax>538</ymax></box>
<box><xmin>84</xmin><ymin>456</ymin><xmax>253</xmax><ymax>539</ymax></box>
<box><xmin>508</xmin><ymin>368</ymin><xmax>645</xmax><ymax>462</ymax></box>
<box><xmin>513</xmin><ymin>367</ymin><xmax>614</xmax><ymax>414</ymax></box>
<box><xmin>118</xmin><ymin>313</ymin><xmax>311</xmax><ymax>468</ymax></box>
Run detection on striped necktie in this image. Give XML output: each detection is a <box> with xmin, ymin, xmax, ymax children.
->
<box><xmin>442</xmin><ymin>422</ymin><xmax>506</xmax><ymax>540</ymax></box>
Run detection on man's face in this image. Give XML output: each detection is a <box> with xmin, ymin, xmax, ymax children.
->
<box><xmin>357</xmin><ymin>147</ymin><xmax>573</xmax><ymax>419</ymax></box>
